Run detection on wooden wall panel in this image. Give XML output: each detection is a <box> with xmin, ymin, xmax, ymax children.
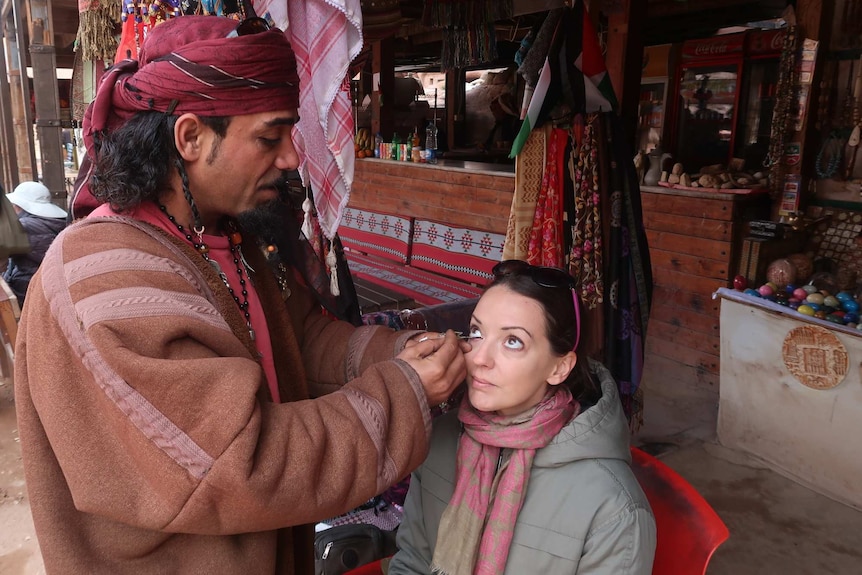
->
<box><xmin>646</xmin><ymin>230</ymin><xmax>730</xmax><ymax>261</ymax></box>
<box><xmin>641</xmin><ymin>188</ymin><xmax>765</xmax><ymax>391</ymax></box>
<box><xmin>650</xmin><ymin>301</ymin><xmax>719</xmax><ymax>336</ymax></box>
<box><xmin>649</xmin><ymin>248</ymin><xmax>729</xmax><ymax>280</ymax></box>
<box><xmin>352</xmin><ymin>159</ymin><xmax>514</xmax><ymax>233</ymax></box>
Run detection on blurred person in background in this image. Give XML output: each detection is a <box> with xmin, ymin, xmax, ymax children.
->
<box><xmin>3</xmin><ymin>181</ymin><xmax>67</xmax><ymax>305</ymax></box>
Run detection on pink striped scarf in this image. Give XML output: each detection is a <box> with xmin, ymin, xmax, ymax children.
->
<box><xmin>431</xmin><ymin>387</ymin><xmax>578</xmax><ymax>575</ymax></box>
<box><xmin>284</xmin><ymin>0</ymin><xmax>363</xmax><ymax>240</ymax></box>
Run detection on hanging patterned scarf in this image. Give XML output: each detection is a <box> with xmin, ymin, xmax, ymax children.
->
<box><xmin>431</xmin><ymin>387</ymin><xmax>578</xmax><ymax>575</ymax></box>
<box><xmin>568</xmin><ymin>114</ymin><xmax>603</xmax><ymax>310</ymax></box>
<box><xmin>503</xmin><ymin>125</ymin><xmax>547</xmax><ymax>261</ymax></box>
<box><xmin>526</xmin><ymin>127</ymin><xmax>568</xmax><ymax>267</ymax></box>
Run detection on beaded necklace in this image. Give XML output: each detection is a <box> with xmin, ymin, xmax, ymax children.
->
<box><xmin>766</xmin><ymin>25</ymin><xmax>798</xmax><ymax>198</ymax></box>
<box><xmin>159</xmin><ymin>203</ymin><xmax>256</xmax><ymax>341</ymax></box>
<box><xmin>815</xmin><ymin>132</ymin><xmax>844</xmax><ymax>179</ymax></box>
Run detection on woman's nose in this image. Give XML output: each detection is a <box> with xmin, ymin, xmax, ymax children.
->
<box><xmin>469</xmin><ymin>339</ymin><xmax>493</xmax><ymax>367</ymax></box>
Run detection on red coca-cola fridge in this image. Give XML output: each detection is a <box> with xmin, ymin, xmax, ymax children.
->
<box><xmin>736</xmin><ymin>29</ymin><xmax>785</xmax><ymax>171</ymax></box>
<box><xmin>669</xmin><ymin>29</ymin><xmax>783</xmax><ymax>174</ymax></box>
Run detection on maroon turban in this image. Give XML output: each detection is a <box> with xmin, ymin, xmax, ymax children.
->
<box><xmin>83</xmin><ymin>15</ymin><xmax>300</xmax><ymax>152</ymax></box>
<box><xmin>72</xmin><ymin>15</ymin><xmax>301</xmax><ymax>218</ymax></box>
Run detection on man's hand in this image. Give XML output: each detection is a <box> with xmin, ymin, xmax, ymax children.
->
<box><xmin>398</xmin><ymin>330</ymin><xmax>469</xmax><ymax>406</ymax></box>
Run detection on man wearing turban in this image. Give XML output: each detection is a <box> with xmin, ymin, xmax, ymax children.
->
<box><xmin>14</xmin><ymin>15</ymin><xmax>467</xmax><ymax>574</ymax></box>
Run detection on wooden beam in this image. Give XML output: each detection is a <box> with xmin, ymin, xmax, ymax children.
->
<box><xmin>604</xmin><ymin>0</ymin><xmax>646</xmax><ymax>150</ymax></box>
<box><xmin>9</xmin><ymin>2</ymin><xmax>36</xmax><ymax>181</ymax></box>
<box><xmin>371</xmin><ymin>38</ymin><xmax>394</xmax><ymax>140</ymax></box>
<box><xmin>0</xmin><ymin>22</ymin><xmax>16</xmax><ymax>191</ymax></box>
<box><xmin>28</xmin><ymin>0</ymin><xmax>65</xmax><ymax>207</ymax></box>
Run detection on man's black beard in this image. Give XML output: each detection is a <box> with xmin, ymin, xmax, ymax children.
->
<box><xmin>235</xmin><ymin>199</ymin><xmax>290</xmax><ymax>246</ymax></box>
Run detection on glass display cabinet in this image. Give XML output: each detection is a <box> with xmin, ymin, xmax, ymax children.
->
<box><xmin>669</xmin><ymin>29</ymin><xmax>783</xmax><ymax>174</ymax></box>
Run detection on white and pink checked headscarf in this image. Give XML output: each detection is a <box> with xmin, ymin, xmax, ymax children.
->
<box><xmin>279</xmin><ymin>0</ymin><xmax>363</xmax><ymax>240</ymax></box>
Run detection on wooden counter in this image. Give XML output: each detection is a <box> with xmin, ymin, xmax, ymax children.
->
<box><xmin>717</xmin><ymin>289</ymin><xmax>862</xmax><ymax>510</ymax></box>
<box><xmin>351</xmin><ymin>158</ymin><xmax>514</xmax><ymax>234</ymax></box>
<box><xmin>640</xmin><ymin>185</ymin><xmax>770</xmax><ymax>392</ymax></box>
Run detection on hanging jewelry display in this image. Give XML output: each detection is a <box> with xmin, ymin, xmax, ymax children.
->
<box><xmin>121</xmin><ymin>0</ymin><xmax>181</xmax><ymax>24</ymax></box>
<box><xmin>815</xmin><ymin>131</ymin><xmax>844</xmax><ymax>179</ymax></box>
<box><xmin>845</xmin><ymin>57</ymin><xmax>862</xmax><ymax>179</ymax></box>
<box><xmin>119</xmin><ymin>0</ymin><xmax>181</xmax><ymax>58</ymax></box>
<box><xmin>815</xmin><ymin>59</ymin><xmax>835</xmax><ymax>132</ymax></box>
<box><xmin>765</xmin><ymin>24</ymin><xmax>798</xmax><ymax>198</ymax></box>
<box><xmin>422</xmin><ymin>0</ymin><xmax>513</xmax><ymax>70</ymax></box>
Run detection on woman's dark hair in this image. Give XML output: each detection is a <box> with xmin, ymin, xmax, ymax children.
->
<box><xmin>484</xmin><ymin>273</ymin><xmax>601</xmax><ymax>405</ymax></box>
<box><xmin>90</xmin><ymin>111</ymin><xmax>230</xmax><ymax>211</ymax></box>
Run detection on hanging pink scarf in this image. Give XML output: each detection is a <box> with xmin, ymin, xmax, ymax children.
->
<box><xmin>526</xmin><ymin>127</ymin><xmax>568</xmax><ymax>267</ymax></box>
<box><xmin>431</xmin><ymin>387</ymin><xmax>578</xmax><ymax>575</ymax></box>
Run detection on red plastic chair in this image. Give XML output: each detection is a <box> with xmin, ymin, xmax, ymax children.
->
<box><xmin>343</xmin><ymin>558</ymin><xmax>384</xmax><ymax>575</ymax></box>
<box><xmin>630</xmin><ymin>446</ymin><xmax>730</xmax><ymax>575</ymax></box>
<box><xmin>345</xmin><ymin>449</ymin><xmax>730</xmax><ymax>575</ymax></box>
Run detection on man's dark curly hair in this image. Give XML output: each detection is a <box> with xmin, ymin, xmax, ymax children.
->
<box><xmin>90</xmin><ymin>111</ymin><xmax>230</xmax><ymax>212</ymax></box>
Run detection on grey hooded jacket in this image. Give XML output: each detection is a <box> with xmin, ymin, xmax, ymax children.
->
<box><xmin>389</xmin><ymin>361</ymin><xmax>656</xmax><ymax>574</ymax></box>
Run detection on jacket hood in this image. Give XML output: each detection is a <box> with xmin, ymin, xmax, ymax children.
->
<box><xmin>534</xmin><ymin>360</ymin><xmax>632</xmax><ymax>468</ymax></box>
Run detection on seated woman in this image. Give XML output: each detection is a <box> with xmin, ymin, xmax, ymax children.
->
<box><xmin>388</xmin><ymin>260</ymin><xmax>656</xmax><ymax>574</ymax></box>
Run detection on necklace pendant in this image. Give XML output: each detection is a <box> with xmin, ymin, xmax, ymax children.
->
<box><xmin>207</xmin><ymin>259</ymin><xmax>230</xmax><ymax>286</ymax></box>
<box><xmin>236</xmin><ymin>244</ymin><xmax>256</xmax><ymax>275</ymax></box>
<box><xmin>249</xmin><ymin>326</ymin><xmax>256</xmax><ymax>341</ymax></box>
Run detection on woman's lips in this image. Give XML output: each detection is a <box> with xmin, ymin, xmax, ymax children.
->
<box><xmin>470</xmin><ymin>376</ymin><xmax>495</xmax><ymax>389</ymax></box>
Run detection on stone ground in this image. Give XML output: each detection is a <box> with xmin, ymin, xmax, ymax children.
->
<box><xmin>0</xmin><ymin>382</ymin><xmax>44</xmax><ymax>575</ymax></box>
<box><xmin>634</xmin><ymin>370</ymin><xmax>862</xmax><ymax>575</ymax></box>
<box><xmin>1</xmin><ymin>363</ymin><xmax>862</xmax><ymax>574</ymax></box>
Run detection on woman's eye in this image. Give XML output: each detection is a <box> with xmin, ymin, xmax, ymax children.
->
<box><xmin>468</xmin><ymin>326</ymin><xmax>482</xmax><ymax>338</ymax></box>
<box><xmin>504</xmin><ymin>336</ymin><xmax>524</xmax><ymax>350</ymax></box>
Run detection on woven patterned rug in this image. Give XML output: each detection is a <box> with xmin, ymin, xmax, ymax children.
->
<box><xmin>348</xmin><ymin>253</ymin><xmax>483</xmax><ymax>305</ymax></box>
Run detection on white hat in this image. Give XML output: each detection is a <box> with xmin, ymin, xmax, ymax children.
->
<box><xmin>7</xmin><ymin>181</ymin><xmax>68</xmax><ymax>219</ymax></box>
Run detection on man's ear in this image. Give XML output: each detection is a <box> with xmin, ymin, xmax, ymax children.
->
<box><xmin>547</xmin><ymin>351</ymin><xmax>577</xmax><ymax>386</ymax></box>
<box><xmin>174</xmin><ymin>113</ymin><xmax>206</xmax><ymax>162</ymax></box>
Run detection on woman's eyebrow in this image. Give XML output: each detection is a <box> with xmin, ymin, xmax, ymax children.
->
<box><xmin>501</xmin><ymin>326</ymin><xmax>533</xmax><ymax>338</ymax></box>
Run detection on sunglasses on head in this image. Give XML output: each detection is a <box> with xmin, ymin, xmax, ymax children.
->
<box><xmin>226</xmin><ymin>17</ymin><xmax>274</xmax><ymax>38</ymax></box>
<box><xmin>492</xmin><ymin>260</ymin><xmax>581</xmax><ymax>351</ymax></box>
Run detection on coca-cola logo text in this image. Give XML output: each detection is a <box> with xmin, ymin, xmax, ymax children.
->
<box><xmin>694</xmin><ymin>43</ymin><xmax>729</xmax><ymax>56</ymax></box>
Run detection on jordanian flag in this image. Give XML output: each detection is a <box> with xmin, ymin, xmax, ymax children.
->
<box><xmin>510</xmin><ymin>0</ymin><xmax>617</xmax><ymax>158</ymax></box>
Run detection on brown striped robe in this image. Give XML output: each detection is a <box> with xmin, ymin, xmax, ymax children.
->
<box><xmin>14</xmin><ymin>216</ymin><xmax>430</xmax><ymax>574</ymax></box>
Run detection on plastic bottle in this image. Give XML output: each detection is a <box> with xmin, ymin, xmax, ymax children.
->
<box><xmin>391</xmin><ymin>132</ymin><xmax>400</xmax><ymax>161</ymax></box>
<box><xmin>374</xmin><ymin>132</ymin><xmax>383</xmax><ymax>158</ymax></box>
<box><xmin>405</xmin><ymin>133</ymin><xmax>413</xmax><ymax>162</ymax></box>
<box><xmin>425</xmin><ymin>120</ymin><xmax>438</xmax><ymax>164</ymax></box>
